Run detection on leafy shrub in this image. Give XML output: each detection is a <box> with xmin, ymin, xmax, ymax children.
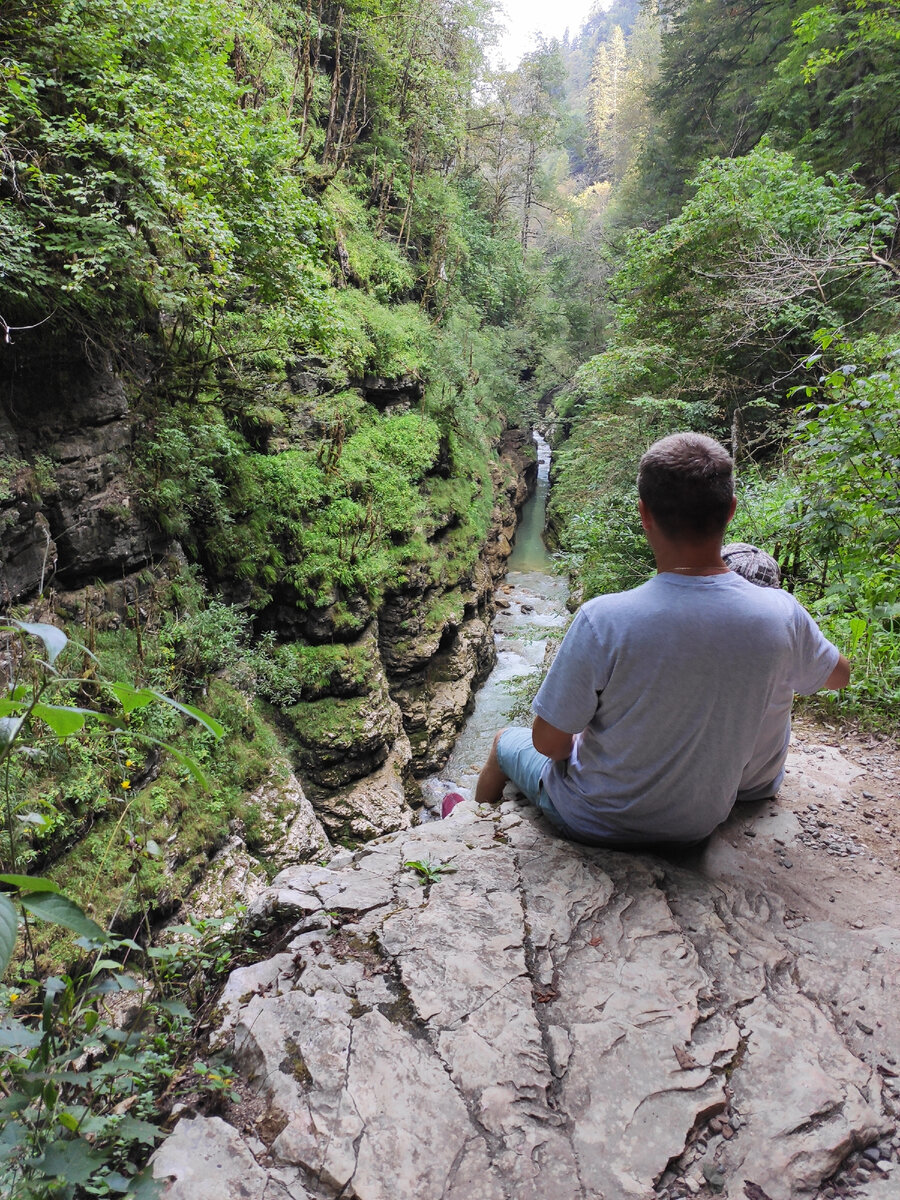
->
<box><xmin>0</xmin><ymin>620</ymin><xmax>232</xmax><ymax>1199</ymax></box>
<box><xmin>331</xmin><ymin>290</ymin><xmax>434</xmax><ymax>377</ymax></box>
<box><xmin>785</xmin><ymin>338</ymin><xmax>900</xmax><ymax>712</ymax></box>
<box><xmin>252</xmin><ymin>638</ymin><xmax>373</xmax><ymax>706</ymax></box>
<box><xmin>159</xmin><ymin>603</ymin><xmax>251</xmax><ymax>686</ymax></box>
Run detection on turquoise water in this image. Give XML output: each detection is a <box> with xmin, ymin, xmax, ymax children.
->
<box><xmin>506</xmin><ymin>473</ymin><xmax>550</xmax><ymax>573</ymax></box>
<box><xmin>422</xmin><ymin>434</ymin><xmax>569</xmax><ymax>808</ymax></box>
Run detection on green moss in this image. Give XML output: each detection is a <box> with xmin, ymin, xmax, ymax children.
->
<box><xmin>284</xmin><ymin>692</ymin><xmax>371</xmax><ymax>753</ymax></box>
<box><xmin>422</xmin><ymin>443</ymin><xmax>494</xmax><ymax>587</ymax></box>
<box><xmin>423</xmin><ymin>588</ymin><xmax>465</xmax><ymax>635</ymax></box>
<box><xmin>377</xmin><ymin>984</ymin><xmax>422</xmax><ymax>1033</ymax></box>
<box><xmin>24</xmin><ymin>678</ymin><xmax>283</xmax><ymax>972</ymax></box>
<box><xmin>255</xmin><ymin>639</ymin><xmax>374</xmax><ymax>706</ymax></box>
<box><xmin>281</xmin><ymin>1037</ymin><xmax>314</xmax><ymax>1088</ymax></box>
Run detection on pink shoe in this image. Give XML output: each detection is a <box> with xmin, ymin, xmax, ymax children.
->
<box><xmin>441</xmin><ymin>792</ymin><xmax>466</xmax><ymax>819</ymax></box>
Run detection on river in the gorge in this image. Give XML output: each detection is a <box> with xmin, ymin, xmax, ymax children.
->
<box><xmin>422</xmin><ymin>433</ymin><xmax>570</xmax><ymax>811</ymax></box>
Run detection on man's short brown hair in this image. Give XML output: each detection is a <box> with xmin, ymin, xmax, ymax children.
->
<box><xmin>637</xmin><ymin>433</ymin><xmax>734</xmax><ymax>540</ymax></box>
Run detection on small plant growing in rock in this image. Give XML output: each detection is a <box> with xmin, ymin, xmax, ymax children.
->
<box><xmin>192</xmin><ymin>1059</ymin><xmax>242</xmax><ymax>1106</ymax></box>
<box><xmin>404</xmin><ymin>857</ymin><xmax>456</xmax><ymax>885</ymax></box>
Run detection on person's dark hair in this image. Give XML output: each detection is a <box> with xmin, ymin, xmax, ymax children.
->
<box><xmin>637</xmin><ymin>433</ymin><xmax>734</xmax><ymax>540</ymax></box>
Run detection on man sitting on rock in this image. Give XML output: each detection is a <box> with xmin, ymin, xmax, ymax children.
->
<box><xmin>474</xmin><ymin>432</ymin><xmax>850</xmax><ymax>847</ymax></box>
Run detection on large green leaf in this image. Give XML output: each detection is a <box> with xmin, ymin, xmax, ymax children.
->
<box><xmin>116</xmin><ymin>1116</ymin><xmax>164</xmax><ymax>1146</ymax></box>
<box><xmin>105</xmin><ymin>1172</ymin><xmax>135</xmax><ymax>1194</ymax></box>
<box><xmin>18</xmin><ymin>892</ymin><xmax>107</xmax><ymax>942</ymax></box>
<box><xmin>127</xmin><ymin>1165</ymin><xmax>165</xmax><ymax>1199</ymax></box>
<box><xmin>36</xmin><ymin>1138</ymin><xmax>105</xmax><ymax>1185</ymax></box>
<box><xmin>0</xmin><ymin>893</ymin><xmax>17</xmax><ymax>977</ymax></box>
<box><xmin>111</xmin><ymin>684</ymin><xmax>223</xmax><ymax>738</ymax></box>
<box><xmin>0</xmin><ymin>874</ymin><xmax>60</xmax><ymax>892</ymax></box>
<box><xmin>155</xmin><ymin>999</ymin><xmax>192</xmax><ymax>1018</ymax></box>
<box><xmin>0</xmin><ymin>716</ymin><xmax>24</xmax><ymax>751</ymax></box>
<box><xmin>0</xmin><ymin>1118</ymin><xmax>27</xmax><ymax>1163</ymax></box>
<box><xmin>0</xmin><ymin>1018</ymin><xmax>42</xmax><ymax>1049</ymax></box>
<box><xmin>155</xmin><ymin>693</ymin><xmax>224</xmax><ymax>739</ymax></box>
<box><xmin>32</xmin><ymin>702</ymin><xmax>88</xmax><ymax>737</ymax></box>
<box><xmin>110</xmin><ymin>682</ymin><xmax>156</xmax><ymax>714</ymax></box>
<box><xmin>9</xmin><ymin>620</ymin><xmax>68</xmax><ymax>665</ymax></box>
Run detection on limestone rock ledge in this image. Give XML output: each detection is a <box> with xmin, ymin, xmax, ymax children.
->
<box><xmin>165</xmin><ymin>763</ymin><xmax>332</xmax><ymax>923</ymax></box>
<box><xmin>153</xmin><ymin>797</ymin><xmax>899</xmax><ymax>1200</ymax></box>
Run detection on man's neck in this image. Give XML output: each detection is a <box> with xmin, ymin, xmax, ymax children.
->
<box><xmin>653</xmin><ymin>539</ymin><xmax>729</xmax><ymax>576</ymax></box>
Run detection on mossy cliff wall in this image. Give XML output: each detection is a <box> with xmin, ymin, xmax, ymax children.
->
<box><xmin>0</xmin><ymin>343</ymin><xmax>536</xmax><ymax>933</ymax></box>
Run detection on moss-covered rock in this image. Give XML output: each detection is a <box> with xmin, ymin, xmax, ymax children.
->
<box><xmin>284</xmin><ymin>673</ymin><xmax>403</xmax><ymax>790</ymax></box>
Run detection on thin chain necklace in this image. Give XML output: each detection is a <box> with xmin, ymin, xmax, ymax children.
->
<box><xmin>666</xmin><ymin>566</ymin><xmax>731</xmax><ymax>575</ymax></box>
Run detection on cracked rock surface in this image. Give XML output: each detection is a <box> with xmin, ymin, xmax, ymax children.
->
<box><xmin>154</xmin><ymin>740</ymin><xmax>899</xmax><ymax>1200</ymax></box>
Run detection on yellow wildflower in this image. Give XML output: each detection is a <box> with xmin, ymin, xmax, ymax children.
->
<box><xmin>121</xmin><ymin>780</ymin><xmax>131</xmax><ymax>790</ymax></box>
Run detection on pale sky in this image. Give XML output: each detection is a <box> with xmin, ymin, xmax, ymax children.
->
<box><xmin>492</xmin><ymin>0</ymin><xmax>597</xmax><ymax>68</ymax></box>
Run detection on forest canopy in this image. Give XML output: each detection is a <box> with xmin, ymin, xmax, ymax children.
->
<box><xmin>544</xmin><ymin>0</ymin><xmax>899</xmax><ymax>718</ymax></box>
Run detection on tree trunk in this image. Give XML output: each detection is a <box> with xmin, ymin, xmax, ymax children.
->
<box><xmin>323</xmin><ymin>7</ymin><xmax>344</xmax><ymax>163</ymax></box>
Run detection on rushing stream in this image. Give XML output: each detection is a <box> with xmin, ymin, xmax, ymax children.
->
<box><xmin>423</xmin><ymin>433</ymin><xmax>569</xmax><ymax>810</ymax></box>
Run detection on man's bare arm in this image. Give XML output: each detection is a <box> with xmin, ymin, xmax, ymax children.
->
<box><xmin>532</xmin><ymin>715</ymin><xmax>575</xmax><ymax>761</ymax></box>
<box><xmin>823</xmin><ymin>653</ymin><xmax>851</xmax><ymax>690</ymax></box>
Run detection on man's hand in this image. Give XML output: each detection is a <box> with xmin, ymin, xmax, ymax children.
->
<box><xmin>823</xmin><ymin>653</ymin><xmax>851</xmax><ymax>690</ymax></box>
<box><xmin>532</xmin><ymin>716</ymin><xmax>575</xmax><ymax>761</ymax></box>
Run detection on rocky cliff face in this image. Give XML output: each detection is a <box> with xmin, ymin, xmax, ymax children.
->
<box><xmin>1</xmin><ymin>346</ymin><xmax>170</xmax><ymax>606</ymax></box>
<box><xmin>376</xmin><ymin>428</ymin><xmax>537</xmax><ymax>778</ymax></box>
<box><xmin>265</xmin><ymin>424</ymin><xmax>537</xmax><ymax>841</ymax></box>
<box><xmin>0</xmin><ymin>348</ymin><xmax>537</xmax><ymax>863</ymax></box>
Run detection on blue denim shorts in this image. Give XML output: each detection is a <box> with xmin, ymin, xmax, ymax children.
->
<box><xmin>495</xmin><ymin>727</ymin><xmax>576</xmax><ymax>836</ymax></box>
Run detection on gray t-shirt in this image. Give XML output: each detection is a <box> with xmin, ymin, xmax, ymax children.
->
<box><xmin>531</xmin><ymin>572</ymin><xmax>839</xmax><ymax>843</ymax></box>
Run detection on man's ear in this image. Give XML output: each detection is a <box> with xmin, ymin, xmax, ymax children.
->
<box><xmin>726</xmin><ymin>494</ymin><xmax>737</xmax><ymax>524</ymax></box>
<box><xmin>638</xmin><ymin>498</ymin><xmax>653</xmax><ymax>533</ymax></box>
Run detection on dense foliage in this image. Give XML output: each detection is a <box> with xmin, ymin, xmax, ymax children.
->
<box><xmin>545</xmin><ymin>0</ymin><xmax>900</xmax><ymax>721</ymax></box>
<box><xmin>629</xmin><ymin>0</ymin><xmax>900</xmax><ymax>216</ymax></box>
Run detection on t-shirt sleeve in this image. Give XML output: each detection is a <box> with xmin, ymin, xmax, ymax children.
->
<box><xmin>790</xmin><ymin>601</ymin><xmax>841</xmax><ymax>695</ymax></box>
<box><xmin>531</xmin><ymin>606</ymin><xmax>609</xmax><ymax>733</ymax></box>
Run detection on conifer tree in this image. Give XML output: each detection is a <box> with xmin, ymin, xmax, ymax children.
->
<box><xmin>588</xmin><ymin>25</ymin><xmax>628</xmax><ymax>180</ymax></box>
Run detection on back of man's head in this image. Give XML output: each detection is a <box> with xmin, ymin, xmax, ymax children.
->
<box><xmin>638</xmin><ymin>433</ymin><xmax>734</xmax><ymax>541</ymax></box>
